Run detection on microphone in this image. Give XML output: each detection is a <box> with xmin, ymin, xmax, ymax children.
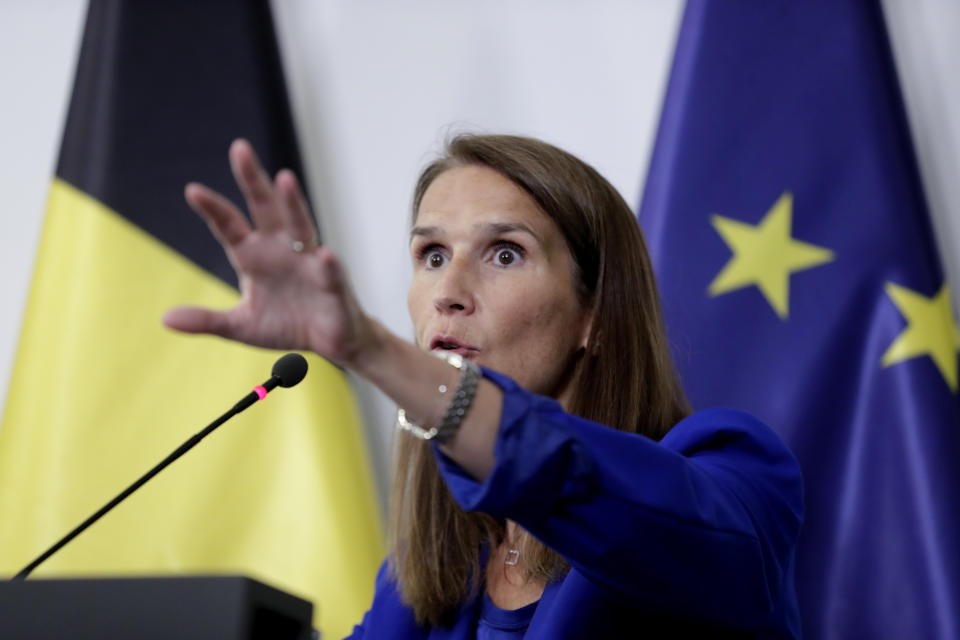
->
<box><xmin>11</xmin><ymin>353</ymin><xmax>309</xmax><ymax>581</ymax></box>
<box><xmin>273</xmin><ymin>352</ymin><xmax>309</xmax><ymax>386</ymax></box>
<box><xmin>232</xmin><ymin>352</ymin><xmax>309</xmax><ymax>412</ymax></box>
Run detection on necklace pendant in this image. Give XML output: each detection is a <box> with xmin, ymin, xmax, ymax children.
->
<box><xmin>505</xmin><ymin>549</ymin><xmax>520</xmax><ymax>566</ymax></box>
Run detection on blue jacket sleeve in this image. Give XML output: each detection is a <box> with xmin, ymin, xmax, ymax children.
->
<box><xmin>342</xmin><ymin>561</ymin><xmax>419</xmax><ymax>640</ymax></box>
<box><xmin>433</xmin><ymin>367</ymin><xmax>803</xmax><ymax>626</ymax></box>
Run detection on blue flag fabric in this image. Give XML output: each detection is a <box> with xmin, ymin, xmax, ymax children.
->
<box><xmin>638</xmin><ymin>1</ymin><xmax>960</xmax><ymax>638</ymax></box>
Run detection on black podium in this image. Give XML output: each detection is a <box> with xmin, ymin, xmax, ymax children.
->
<box><xmin>0</xmin><ymin>575</ymin><xmax>314</xmax><ymax>639</ymax></box>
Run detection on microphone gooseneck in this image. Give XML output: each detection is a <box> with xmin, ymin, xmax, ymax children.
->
<box><xmin>11</xmin><ymin>353</ymin><xmax>307</xmax><ymax>581</ymax></box>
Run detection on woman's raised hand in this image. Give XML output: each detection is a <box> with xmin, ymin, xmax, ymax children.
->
<box><xmin>163</xmin><ymin>139</ymin><xmax>374</xmax><ymax>366</ymax></box>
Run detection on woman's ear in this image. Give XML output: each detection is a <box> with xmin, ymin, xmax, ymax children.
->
<box><xmin>584</xmin><ymin>331</ymin><xmax>601</xmax><ymax>356</ymax></box>
<box><xmin>579</xmin><ymin>310</ymin><xmax>597</xmax><ymax>354</ymax></box>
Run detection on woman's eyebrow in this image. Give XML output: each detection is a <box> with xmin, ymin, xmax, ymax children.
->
<box><xmin>480</xmin><ymin>222</ymin><xmax>540</xmax><ymax>242</ymax></box>
<box><xmin>409</xmin><ymin>221</ymin><xmax>542</xmax><ymax>243</ymax></box>
<box><xmin>410</xmin><ymin>225</ymin><xmax>440</xmax><ymax>242</ymax></box>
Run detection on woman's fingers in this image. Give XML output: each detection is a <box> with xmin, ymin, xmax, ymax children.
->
<box><xmin>162</xmin><ymin>306</ymin><xmax>234</xmax><ymax>338</ymax></box>
<box><xmin>318</xmin><ymin>245</ymin><xmax>348</xmax><ymax>295</ymax></box>
<box><xmin>168</xmin><ymin>140</ymin><xmax>361</xmax><ymax>355</ymax></box>
<box><xmin>275</xmin><ymin>169</ymin><xmax>318</xmax><ymax>247</ymax></box>
<box><xmin>184</xmin><ymin>182</ymin><xmax>250</xmax><ymax>246</ymax></box>
<box><xmin>229</xmin><ymin>138</ymin><xmax>285</xmax><ymax>233</ymax></box>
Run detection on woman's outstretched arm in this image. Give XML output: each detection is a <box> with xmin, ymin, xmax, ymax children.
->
<box><xmin>164</xmin><ymin>139</ymin><xmax>500</xmax><ymax>477</ymax></box>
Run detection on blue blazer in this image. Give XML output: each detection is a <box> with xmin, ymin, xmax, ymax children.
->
<box><xmin>345</xmin><ymin>369</ymin><xmax>803</xmax><ymax>639</ymax></box>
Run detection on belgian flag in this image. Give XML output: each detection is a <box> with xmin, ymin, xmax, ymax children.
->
<box><xmin>0</xmin><ymin>2</ymin><xmax>382</xmax><ymax>637</ymax></box>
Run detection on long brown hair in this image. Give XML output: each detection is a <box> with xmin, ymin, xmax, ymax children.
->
<box><xmin>390</xmin><ymin>134</ymin><xmax>690</xmax><ymax>626</ymax></box>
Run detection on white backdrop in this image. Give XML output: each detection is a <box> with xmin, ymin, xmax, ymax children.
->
<box><xmin>1</xmin><ymin>0</ymin><xmax>958</xmax><ymax>507</ymax></box>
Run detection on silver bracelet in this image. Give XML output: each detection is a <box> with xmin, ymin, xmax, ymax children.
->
<box><xmin>396</xmin><ymin>351</ymin><xmax>481</xmax><ymax>443</ymax></box>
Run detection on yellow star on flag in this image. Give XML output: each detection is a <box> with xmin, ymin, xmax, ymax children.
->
<box><xmin>881</xmin><ymin>282</ymin><xmax>960</xmax><ymax>392</ymax></box>
<box><xmin>708</xmin><ymin>191</ymin><xmax>834</xmax><ymax>319</ymax></box>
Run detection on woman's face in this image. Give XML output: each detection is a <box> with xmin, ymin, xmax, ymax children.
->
<box><xmin>408</xmin><ymin>164</ymin><xmax>592</xmax><ymax>402</ymax></box>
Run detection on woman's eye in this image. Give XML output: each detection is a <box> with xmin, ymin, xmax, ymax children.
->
<box><xmin>427</xmin><ymin>251</ymin><xmax>445</xmax><ymax>268</ymax></box>
<box><xmin>492</xmin><ymin>243</ymin><xmax>524</xmax><ymax>267</ymax></box>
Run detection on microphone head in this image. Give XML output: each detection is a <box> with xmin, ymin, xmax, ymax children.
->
<box><xmin>272</xmin><ymin>353</ymin><xmax>308</xmax><ymax>388</ymax></box>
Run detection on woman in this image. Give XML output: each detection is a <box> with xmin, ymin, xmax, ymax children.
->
<box><xmin>165</xmin><ymin>134</ymin><xmax>803</xmax><ymax>638</ymax></box>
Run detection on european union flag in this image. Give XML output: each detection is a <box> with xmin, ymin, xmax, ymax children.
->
<box><xmin>638</xmin><ymin>1</ymin><xmax>960</xmax><ymax>638</ymax></box>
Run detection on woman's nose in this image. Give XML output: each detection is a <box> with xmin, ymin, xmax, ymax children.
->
<box><xmin>433</xmin><ymin>258</ymin><xmax>476</xmax><ymax>314</ymax></box>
